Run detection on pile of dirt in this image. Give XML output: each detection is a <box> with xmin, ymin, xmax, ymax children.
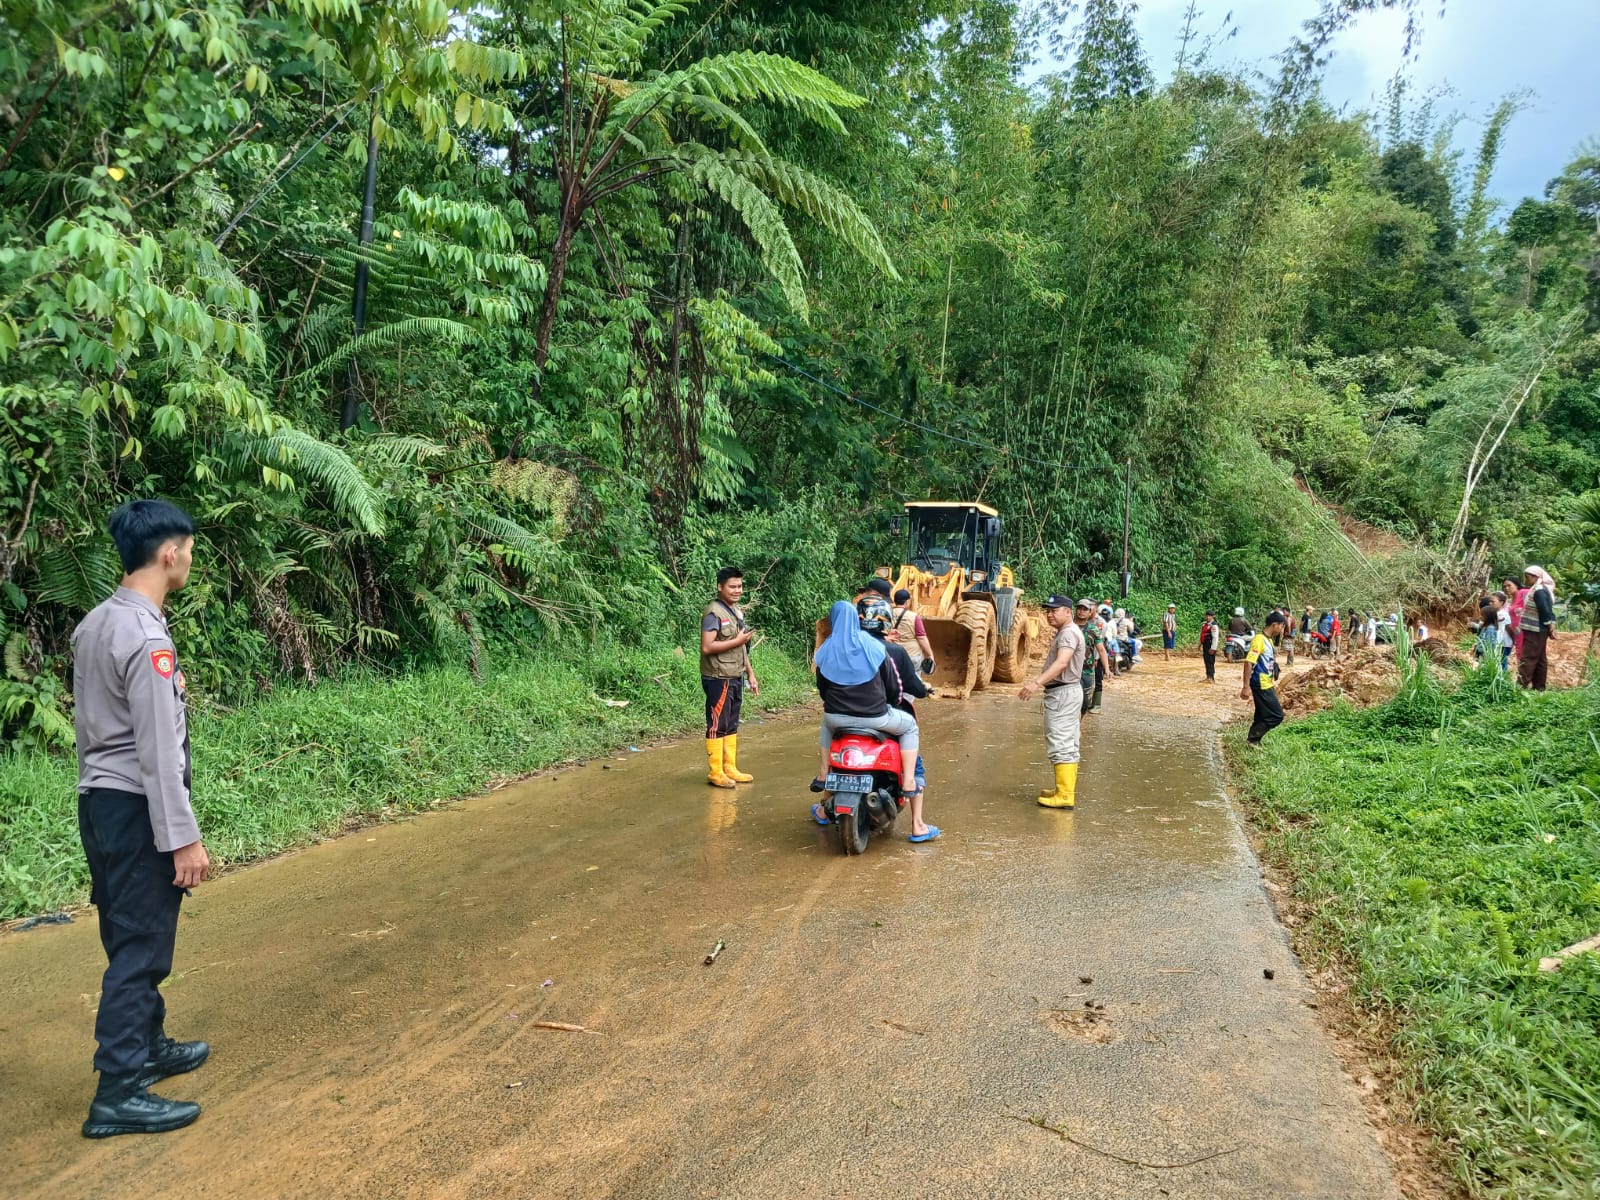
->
<box><xmin>1277</xmin><ymin>646</ymin><xmax>1407</xmax><ymax>715</ymax></box>
<box><xmin>1546</xmin><ymin>633</ymin><xmax>1592</xmax><ymax>689</ymax></box>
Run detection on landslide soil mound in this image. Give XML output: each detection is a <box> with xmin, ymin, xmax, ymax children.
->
<box><xmin>1274</xmin><ymin>645</ymin><xmax>1465</xmax><ymax>715</ymax></box>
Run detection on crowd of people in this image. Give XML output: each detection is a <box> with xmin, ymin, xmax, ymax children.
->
<box><xmin>1473</xmin><ymin>568</ymin><xmax>1559</xmax><ymax>690</ymax></box>
<box><xmin>66</xmin><ymin>497</ymin><xmax>1570</xmax><ymax>1142</ymax></box>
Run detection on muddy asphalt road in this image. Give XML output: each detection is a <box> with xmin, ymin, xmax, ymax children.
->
<box><xmin>0</xmin><ymin>661</ymin><xmax>1401</xmax><ymax>1199</ymax></box>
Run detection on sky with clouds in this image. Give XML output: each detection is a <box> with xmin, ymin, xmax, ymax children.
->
<box><xmin>1041</xmin><ymin>0</ymin><xmax>1599</xmax><ymax>210</ymax></box>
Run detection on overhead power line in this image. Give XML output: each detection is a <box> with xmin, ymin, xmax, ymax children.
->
<box><xmin>765</xmin><ymin>353</ymin><xmax>1122</xmax><ymax>474</ymax></box>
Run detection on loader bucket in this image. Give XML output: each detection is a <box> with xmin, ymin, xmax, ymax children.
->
<box><xmin>921</xmin><ymin>617</ymin><xmax>979</xmax><ymax>696</ymax></box>
<box><xmin>814</xmin><ymin>613</ymin><xmax>990</xmax><ymax>700</ymax></box>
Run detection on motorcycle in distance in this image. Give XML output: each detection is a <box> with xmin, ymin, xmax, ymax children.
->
<box><xmin>820</xmin><ymin>728</ymin><xmax>907</xmax><ymax>855</ymax></box>
<box><xmin>1117</xmin><ymin>639</ymin><xmax>1135</xmax><ymax>673</ymax></box>
<box><xmin>1224</xmin><ymin>627</ymin><xmax>1253</xmax><ymax>663</ymax></box>
<box><xmin>1310</xmin><ymin>630</ymin><xmax>1333</xmax><ymax>658</ymax></box>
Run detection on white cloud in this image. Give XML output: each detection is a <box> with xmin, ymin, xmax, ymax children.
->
<box><xmin>1048</xmin><ymin>0</ymin><xmax>1600</xmax><ymax>203</ymax></box>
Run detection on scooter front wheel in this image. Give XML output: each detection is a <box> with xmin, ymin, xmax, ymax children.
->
<box><xmin>835</xmin><ymin>793</ymin><xmax>871</xmax><ymax>855</ymax></box>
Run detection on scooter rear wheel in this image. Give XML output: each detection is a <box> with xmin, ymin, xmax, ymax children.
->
<box><xmin>835</xmin><ymin>794</ymin><xmax>870</xmax><ymax>855</ymax></box>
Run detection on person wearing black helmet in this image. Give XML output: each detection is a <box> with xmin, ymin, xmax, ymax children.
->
<box><xmin>858</xmin><ymin>595</ymin><xmax>939</xmax><ymax>842</ymax></box>
<box><xmin>862</xmin><ymin>576</ymin><xmax>893</xmax><ymax>603</ymax></box>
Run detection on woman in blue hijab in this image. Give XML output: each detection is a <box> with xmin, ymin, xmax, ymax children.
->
<box><xmin>811</xmin><ymin>600</ymin><xmax>919</xmax><ymax>800</ymax></box>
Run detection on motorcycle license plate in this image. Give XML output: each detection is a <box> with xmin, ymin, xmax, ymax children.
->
<box><xmin>825</xmin><ymin>773</ymin><xmax>873</xmax><ymax>793</ymax></box>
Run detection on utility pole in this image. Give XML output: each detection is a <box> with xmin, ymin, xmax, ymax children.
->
<box><xmin>342</xmin><ymin>102</ymin><xmax>380</xmax><ymax>431</ymax></box>
<box><xmin>1120</xmin><ymin>457</ymin><xmax>1133</xmax><ymax>599</ymax></box>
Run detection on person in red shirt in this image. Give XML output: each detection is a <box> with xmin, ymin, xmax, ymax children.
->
<box><xmin>1330</xmin><ymin>608</ymin><xmax>1342</xmax><ymax>658</ymax></box>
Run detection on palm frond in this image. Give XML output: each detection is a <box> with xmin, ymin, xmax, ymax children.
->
<box><xmin>723</xmin><ymin>152</ymin><xmax>900</xmax><ymax>282</ymax></box>
<box><xmin>256</xmin><ymin>428</ymin><xmax>386</xmax><ymax>536</ymax></box>
<box><xmin>411</xmin><ymin>585</ymin><xmax>467</xmax><ymax>653</ymax></box>
<box><xmin>588</xmin><ymin>0</ymin><xmax>694</xmax><ymax>73</ymax></box>
<box><xmin>691</xmin><ymin>155</ymin><xmax>807</xmax><ymax>316</ymax></box>
<box><xmin>352</xmin><ymin>434</ymin><xmax>450</xmax><ymax>472</ymax></box>
<box><xmin>467</xmin><ymin>511</ymin><xmax>556</xmax><ymax>578</ymax></box>
<box><xmin>671</xmin><ymin>94</ymin><xmax>768</xmax><ymax>153</ymax></box>
<box><xmin>30</xmin><ymin>540</ymin><xmax>121</xmax><ymax>611</ymax></box>
<box><xmin>607</xmin><ymin>51</ymin><xmax>865</xmax><ymax>140</ymax></box>
<box><xmin>285</xmin><ymin>316</ymin><xmax>472</xmax><ymax>386</ymax></box>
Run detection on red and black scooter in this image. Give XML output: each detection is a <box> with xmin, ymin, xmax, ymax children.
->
<box><xmin>820</xmin><ymin>727</ymin><xmax>907</xmax><ymax>855</ymax></box>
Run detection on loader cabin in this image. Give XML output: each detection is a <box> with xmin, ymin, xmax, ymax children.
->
<box><xmin>890</xmin><ymin>502</ymin><xmax>1004</xmax><ymax>590</ymax></box>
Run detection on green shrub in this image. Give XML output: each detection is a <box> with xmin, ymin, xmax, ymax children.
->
<box><xmin>1234</xmin><ymin>679</ymin><xmax>1600</xmax><ymax>1197</ymax></box>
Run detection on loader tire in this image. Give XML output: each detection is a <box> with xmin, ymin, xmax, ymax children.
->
<box><xmin>992</xmin><ymin>617</ymin><xmax>1030</xmax><ymax>683</ymax></box>
<box><xmin>954</xmin><ymin>601</ymin><xmax>995</xmax><ymax>695</ymax></box>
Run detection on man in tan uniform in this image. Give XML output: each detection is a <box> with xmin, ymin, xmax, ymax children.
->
<box><xmin>1017</xmin><ymin>595</ymin><xmax>1087</xmax><ymax>809</ymax></box>
<box><xmin>889</xmin><ymin>588</ymin><xmax>936</xmax><ymax>673</ymax></box>
<box><xmin>700</xmin><ymin>566</ymin><xmax>759</xmax><ymax>787</ymax></box>
<box><xmin>74</xmin><ymin>500</ymin><xmax>211</xmax><ymax>1137</ymax></box>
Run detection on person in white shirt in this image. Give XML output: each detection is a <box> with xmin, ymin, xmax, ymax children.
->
<box><xmin>1493</xmin><ymin>591</ymin><xmax>1514</xmax><ymax>669</ymax></box>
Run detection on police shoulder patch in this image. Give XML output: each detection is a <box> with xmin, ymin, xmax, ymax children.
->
<box><xmin>150</xmin><ymin>648</ymin><xmax>176</xmax><ymax>678</ymax></box>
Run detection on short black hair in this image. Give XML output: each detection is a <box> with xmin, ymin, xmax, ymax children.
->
<box><xmin>865</xmin><ymin>577</ymin><xmax>892</xmax><ymax>598</ymax></box>
<box><xmin>894</xmin><ymin>588</ymin><xmax>911</xmax><ymax>605</ymax></box>
<box><xmin>108</xmin><ymin>500</ymin><xmax>194</xmax><ymax>573</ymax></box>
<box><xmin>1264</xmin><ymin>610</ymin><xmax>1288</xmax><ymax>630</ymax></box>
<box><xmin>1204</xmin><ymin>610</ymin><xmax>1214</xmax><ymax>617</ymax></box>
<box><xmin>716</xmin><ymin>566</ymin><xmax>743</xmax><ymax>586</ymax></box>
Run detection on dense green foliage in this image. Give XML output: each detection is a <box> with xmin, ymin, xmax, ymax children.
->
<box><xmin>4</xmin><ymin>7</ymin><xmax>1599</xmax><ymax>1186</ymax></box>
<box><xmin>0</xmin><ymin>637</ymin><xmax>812</xmax><ymax>918</ymax></box>
<box><xmin>1236</xmin><ymin>669</ymin><xmax>1600</xmax><ymax>1198</ymax></box>
<box><xmin>6</xmin><ymin>0</ymin><xmax>1596</xmax><ymax>747</ymax></box>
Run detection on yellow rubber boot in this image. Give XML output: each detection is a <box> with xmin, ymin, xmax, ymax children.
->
<box><xmin>706</xmin><ymin>739</ymin><xmax>736</xmax><ymax>789</ymax></box>
<box><xmin>1038</xmin><ymin>763</ymin><xmax>1077</xmax><ymax>809</ymax></box>
<box><xmin>723</xmin><ymin>734</ymin><xmax>753</xmax><ymax>783</ymax></box>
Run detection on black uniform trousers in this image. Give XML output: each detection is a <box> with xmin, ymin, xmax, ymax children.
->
<box><xmin>1202</xmin><ymin>649</ymin><xmax>1217</xmax><ymax>679</ymax></box>
<box><xmin>78</xmin><ymin>788</ymin><xmax>184</xmax><ymax>1077</ymax></box>
<box><xmin>702</xmin><ymin>676</ymin><xmax>744</xmax><ymax>739</ymax></box>
<box><xmin>1247</xmin><ymin>680</ymin><xmax>1284</xmax><ymax>745</ymax></box>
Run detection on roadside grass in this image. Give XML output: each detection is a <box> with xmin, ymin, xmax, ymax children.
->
<box><xmin>1231</xmin><ymin>662</ymin><xmax>1600</xmax><ymax>1199</ymax></box>
<box><xmin>0</xmin><ymin>641</ymin><xmax>813</xmax><ymax>921</ymax></box>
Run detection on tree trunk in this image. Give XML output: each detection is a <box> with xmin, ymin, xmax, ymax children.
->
<box><xmin>532</xmin><ymin>206</ymin><xmax>580</xmax><ymax>383</ymax></box>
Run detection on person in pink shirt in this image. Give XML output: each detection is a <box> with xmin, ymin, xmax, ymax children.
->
<box><xmin>1503</xmin><ymin>576</ymin><xmax>1528</xmax><ymax>658</ymax></box>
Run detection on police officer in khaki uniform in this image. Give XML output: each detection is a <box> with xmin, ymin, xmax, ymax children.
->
<box><xmin>700</xmin><ymin>566</ymin><xmax>759</xmax><ymax>788</ymax></box>
<box><xmin>74</xmin><ymin>500</ymin><xmax>210</xmax><ymax>1137</ymax></box>
<box><xmin>1017</xmin><ymin>595</ymin><xmax>1087</xmax><ymax>809</ymax></box>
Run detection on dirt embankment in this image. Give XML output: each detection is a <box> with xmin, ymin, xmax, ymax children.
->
<box><xmin>1273</xmin><ymin>634</ymin><xmax>1589</xmax><ymax>716</ymax></box>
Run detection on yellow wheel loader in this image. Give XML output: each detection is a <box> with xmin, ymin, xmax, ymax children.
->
<box><xmin>815</xmin><ymin>502</ymin><xmax>1040</xmax><ymax>699</ymax></box>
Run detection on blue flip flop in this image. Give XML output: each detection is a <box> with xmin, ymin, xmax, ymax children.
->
<box><xmin>908</xmin><ymin>826</ymin><xmax>941</xmax><ymax>843</ymax></box>
<box><xmin>811</xmin><ymin>803</ymin><xmax>832</xmax><ymax>826</ymax></box>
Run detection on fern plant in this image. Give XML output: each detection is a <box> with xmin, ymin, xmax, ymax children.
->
<box><xmin>494</xmin><ymin>2</ymin><xmax>899</xmax><ymax>377</ymax></box>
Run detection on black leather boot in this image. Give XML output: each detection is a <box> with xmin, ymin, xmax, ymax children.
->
<box><xmin>138</xmin><ymin>1033</ymin><xmax>210</xmax><ymax>1089</ymax></box>
<box><xmin>82</xmin><ymin>1073</ymin><xmax>201</xmax><ymax>1138</ymax></box>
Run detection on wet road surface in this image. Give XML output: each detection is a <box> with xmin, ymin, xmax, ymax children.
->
<box><xmin>1</xmin><ymin>669</ymin><xmax>1400</xmax><ymax>1199</ymax></box>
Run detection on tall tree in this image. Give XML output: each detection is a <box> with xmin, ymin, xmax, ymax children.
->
<box><xmin>1068</xmin><ymin>0</ymin><xmax>1153</xmax><ymax>112</ymax></box>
